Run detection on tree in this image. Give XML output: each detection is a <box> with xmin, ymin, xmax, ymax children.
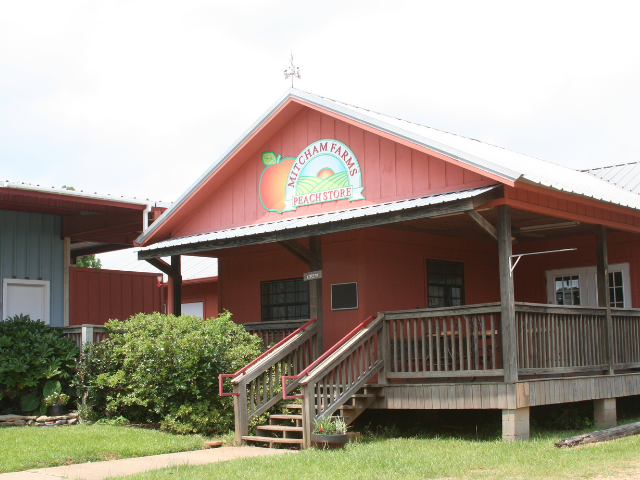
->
<box><xmin>73</xmin><ymin>255</ymin><xmax>102</xmax><ymax>269</ymax></box>
<box><xmin>61</xmin><ymin>185</ymin><xmax>76</xmax><ymax>191</ymax></box>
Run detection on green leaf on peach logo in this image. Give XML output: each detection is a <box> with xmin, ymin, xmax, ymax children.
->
<box><xmin>262</xmin><ymin>151</ymin><xmax>282</xmax><ymax>166</ymax></box>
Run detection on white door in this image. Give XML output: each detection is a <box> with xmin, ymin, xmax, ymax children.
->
<box><xmin>2</xmin><ymin>279</ymin><xmax>50</xmax><ymax>323</ymax></box>
<box><xmin>546</xmin><ymin>263</ymin><xmax>631</xmax><ymax>308</ymax></box>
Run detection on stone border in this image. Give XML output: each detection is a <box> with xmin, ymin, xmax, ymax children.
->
<box><xmin>0</xmin><ymin>413</ymin><xmax>79</xmax><ymax>426</ymax></box>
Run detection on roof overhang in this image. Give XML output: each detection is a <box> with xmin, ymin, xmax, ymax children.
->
<box><xmin>138</xmin><ymin>185</ymin><xmax>501</xmax><ymax>260</ymax></box>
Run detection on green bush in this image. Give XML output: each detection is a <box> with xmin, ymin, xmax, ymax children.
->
<box><xmin>0</xmin><ymin>314</ymin><xmax>79</xmax><ymax>415</ymax></box>
<box><xmin>74</xmin><ymin>311</ymin><xmax>262</xmax><ymax>435</ymax></box>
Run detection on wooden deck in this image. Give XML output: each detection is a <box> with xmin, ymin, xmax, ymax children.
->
<box><xmin>371</xmin><ymin>372</ymin><xmax>640</xmax><ymax>410</ymax></box>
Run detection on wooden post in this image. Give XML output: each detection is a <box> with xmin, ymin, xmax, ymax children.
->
<box><xmin>595</xmin><ymin>225</ymin><xmax>614</xmax><ymax>375</ymax></box>
<box><xmin>80</xmin><ymin>325</ymin><xmax>94</xmax><ymax>351</ymax></box>
<box><xmin>63</xmin><ymin>237</ymin><xmax>71</xmax><ymax>326</ymax></box>
<box><xmin>309</xmin><ymin>236</ymin><xmax>323</xmax><ymax>353</ymax></box>
<box><xmin>301</xmin><ymin>384</ymin><xmax>313</xmax><ymax>449</ymax></box>
<box><xmin>497</xmin><ymin>205</ymin><xmax>518</xmax><ymax>383</ymax></box>
<box><xmin>233</xmin><ymin>379</ymin><xmax>248</xmax><ymax>445</ymax></box>
<box><xmin>171</xmin><ymin>255</ymin><xmax>182</xmax><ymax>316</ymax></box>
<box><xmin>380</xmin><ymin>314</ymin><xmax>390</xmax><ymax>385</ymax></box>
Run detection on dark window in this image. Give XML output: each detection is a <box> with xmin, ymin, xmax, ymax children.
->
<box><xmin>331</xmin><ymin>282</ymin><xmax>358</xmax><ymax>310</ymax></box>
<box><xmin>609</xmin><ymin>271</ymin><xmax>624</xmax><ymax>308</ymax></box>
<box><xmin>261</xmin><ymin>278</ymin><xmax>309</xmax><ymax>322</ymax></box>
<box><xmin>427</xmin><ymin>260</ymin><xmax>465</xmax><ymax>308</ymax></box>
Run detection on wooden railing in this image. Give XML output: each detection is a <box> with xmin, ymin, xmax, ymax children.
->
<box><xmin>297</xmin><ymin>315</ymin><xmax>384</xmax><ymax>448</ymax></box>
<box><xmin>223</xmin><ymin>319</ymin><xmax>318</xmax><ymax>445</ymax></box>
<box><xmin>243</xmin><ymin>319</ymin><xmax>308</xmax><ymax>348</ymax></box>
<box><xmin>55</xmin><ymin>325</ymin><xmax>109</xmax><ymax>350</ymax></box>
<box><xmin>515</xmin><ymin>304</ymin><xmax>640</xmax><ymax>375</ymax></box>
<box><xmin>383</xmin><ymin>304</ymin><xmax>503</xmax><ymax>378</ymax></box>
<box><xmin>612</xmin><ymin>309</ymin><xmax>640</xmax><ymax>369</ymax></box>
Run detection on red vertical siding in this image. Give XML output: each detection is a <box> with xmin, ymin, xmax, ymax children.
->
<box><xmin>172</xmin><ymin>108</ymin><xmax>495</xmax><ymax>238</ymax></box>
<box><xmin>69</xmin><ymin>268</ymin><xmax>161</xmax><ymax>325</ymax></box>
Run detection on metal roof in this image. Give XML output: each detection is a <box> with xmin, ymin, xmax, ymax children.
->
<box><xmin>113</xmin><ymin>249</ymin><xmax>218</xmax><ymax>280</ymax></box>
<box><xmin>140</xmin><ymin>185</ymin><xmax>498</xmax><ymax>254</ymax></box>
<box><xmin>583</xmin><ymin>162</ymin><xmax>640</xmax><ymax>195</ymax></box>
<box><xmin>137</xmin><ymin>89</ymin><xmax>640</xmax><ymax>247</ymax></box>
<box><xmin>2</xmin><ymin>181</ymin><xmax>172</xmax><ymax>208</ymax></box>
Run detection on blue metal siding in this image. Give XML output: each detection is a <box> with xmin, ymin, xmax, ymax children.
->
<box><xmin>0</xmin><ymin>211</ymin><xmax>65</xmax><ymax>326</ymax></box>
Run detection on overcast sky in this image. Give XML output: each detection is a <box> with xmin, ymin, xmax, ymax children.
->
<box><xmin>2</xmin><ymin>1</ymin><xmax>639</xmax><ymax>206</ymax></box>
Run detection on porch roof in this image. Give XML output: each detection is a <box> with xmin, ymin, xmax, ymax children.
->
<box><xmin>137</xmin><ymin>185</ymin><xmax>500</xmax><ymax>259</ymax></box>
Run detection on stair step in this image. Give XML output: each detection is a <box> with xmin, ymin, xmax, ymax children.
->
<box><xmin>340</xmin><ymin>404</ymin><xmax>363</xmax><ymax>410</ymax></box>
<box><xmin>256</xmin><ymin>425</ymin><xmax>303</xmax><ymax>432</ymax></box>
<box><xmin>269</xmin><ymin>414</ymin><xmax>302</xmax><ymax>420</ymax></box>
<box><xmin>283</xmin><ymin>404</ymin><xmax>302</xmax><ymax>409</ymax></box>
<box><xmin>242</xmin><ymin>435</ymin><xmax>303</xmax><ymax>444</ymax></box>
<box><xmin>352</xmin><ymin>393</ymin><xmax>375</xmax><ymax>398</ymax></box>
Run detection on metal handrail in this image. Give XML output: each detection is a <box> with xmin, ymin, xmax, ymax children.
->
<box><xmin>281</xmin><ymin>315</ymin><xmax>376</xmax><ymax>400</ymax></box>
<box><xmin>218</xmin><ymin>317</ymin><xmax>317</xmax><ymax>397</ymax></box>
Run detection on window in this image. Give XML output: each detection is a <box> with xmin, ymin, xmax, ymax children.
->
<box><xmin>261</xmin><ymin>278</ymin><xmax>309</xmax><ymax>322</ymax></box>
<box><xmin>427</xmin><ymin>260</ymin><xmax>464</xmax><ymax>308</ymax></box>
<box><xmin>554</xmin><ymin>275</ymin><xmax>581</xmax><ymax>305</ymax></box>
<box><xmin>609</xmin><ymin>271</ymin><xmax>625</xmax><ymax>308</ymax></box>
<box><xmin>331</xmin><ymin>282</ymin><xmax>358</xmax><ymax>310</ymax></box>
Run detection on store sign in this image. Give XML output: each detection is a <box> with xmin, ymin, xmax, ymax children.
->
<box><xmin>259</xmin><ymin>139</ymin><xmax>365</xmax><ymax>213</ymax></box>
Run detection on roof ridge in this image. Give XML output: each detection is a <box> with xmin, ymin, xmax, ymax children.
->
<box><xmin>581</xmin><ymin>160</ymin><xmax>640</xmax><ymax>172</ymax></box>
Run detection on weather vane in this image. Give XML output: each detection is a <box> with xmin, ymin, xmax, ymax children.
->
<box><xmin>284</xmin><ymin>53</ymin><xmax>301</xmax><ymax>87</ymax></box>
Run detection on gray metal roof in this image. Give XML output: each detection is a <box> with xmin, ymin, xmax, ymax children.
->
<box><xmin>140</xmin><ymin>185</ymin><xmax>498</xmax><ymax>254</ymax></box>
<box><xmin>584</xmin><ymin>162</ymin><xmax>640</xmax><ymax>195</ymax></box>
<box><xmin>137</xmin><ymin>89</ymin><xmax>640</xmax><ymax>246</ymax></box>
<box><xmin>113</xmin><ymin>249</ymin><xmax>218</xmax><ymax>280</ymax></box>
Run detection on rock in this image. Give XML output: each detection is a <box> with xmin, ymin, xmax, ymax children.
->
<box><xmin>203</xmin><ymin>441</ymin><xmax>224</xmax><ymax>448</ymax></box>
<box><xmin>27</xmin><ymin>420</ymin><xmax>34</xmax><ymax>425</ymax></box>
<box><xmin>35</xmin><ymin>422</ymin><xmax>45</xmax><ymax>426</ymax></box>
<box><xmin>0</xmin><ymin>415</ymin><xmax>25</xmax><ymax>422</ymax></box>
<box><xmin>45</xmin><ymin>422</ymin><xmax>54</xmax><ymax>426</ymax></box>
<box><xmin>67</xmin><ymin>413</ymin><xmax>79</xmax><ymax>419</ymax></box>
<box><xmin>68</xmin><ymin>418</ymin><xmax>78</xmax><ymax>425</ymax></box>
<box><xmin>1</xmin><ymin>420</ymin><xmax>26</xmax><ymax>426</ymax></box>
<box><xmin>36</xmin><ymin>416</ymin><xmax>48</xmax><ymax>423</ymax></box>
<box><xmin>55</xmin><ymin>420</ymin><xmax>66</xmax><ymax>425</ymax></box>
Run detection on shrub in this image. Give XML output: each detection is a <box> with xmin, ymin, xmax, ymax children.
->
<box><xmin>74</xmin><ymin>311</ymin><xmax>262</xmax><ymax>435</ymax></box>
<box><xmin>0</xmin><ymin>314</ymin><xmax>79</xmax><ymax>415</ymax></box>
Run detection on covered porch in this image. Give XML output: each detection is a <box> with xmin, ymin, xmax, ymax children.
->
<box><xmin>137</xmin><ymin>183</ymin><xmax>640</xmax><ymax>446</ymax></box>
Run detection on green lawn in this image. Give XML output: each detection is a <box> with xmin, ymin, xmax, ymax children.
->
<box><xmin>117</xmin><ymin>428</ymin><xmax>640</xmax><ymax>480</ymax></box>
<box><xmin>0</xmin><ymin>424</ymin><xmax>205</xmax><ymax>473</ymax></box>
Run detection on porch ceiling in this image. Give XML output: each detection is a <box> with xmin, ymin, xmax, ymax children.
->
<box><xmin>384</xmin><ymin>207</ymin><xmax>602</xmax><ymax>242</ymax></box>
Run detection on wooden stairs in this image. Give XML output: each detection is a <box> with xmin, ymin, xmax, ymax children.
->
<box><xmin>242</xmin><ymin>385</ymin><xmax>384</xmax><ymax>448</ymax></box>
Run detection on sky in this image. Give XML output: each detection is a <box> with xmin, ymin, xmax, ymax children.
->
<box><xmin>2</xmin><ymin>1</ymin><xmax>639</xmax><ymax>266</ymax></box>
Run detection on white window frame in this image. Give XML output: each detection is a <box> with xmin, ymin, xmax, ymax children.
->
<box><xmin>545</xmin><ymin>263</ymin><xmax>631</xmax><ymax>308</ymax></box>
<box><xmin>2</xmin><ymin>278</ymin><xmax>51</xmax><ymax>324</ymax></box>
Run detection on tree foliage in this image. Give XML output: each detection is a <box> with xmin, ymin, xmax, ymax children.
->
<box><xmin>73</xmin><ymin>255</ymin><xmax>102</xmax><ymax>269</ymax></box>
<box><xmin>0</xmin><ymin>315</ymin><xmax>79</xmax><ymax>415</ymax></box>
<box><xmin>74</xmin><ymin>311</ymin><xmax>263</xmax><ymax>435</ymax></box>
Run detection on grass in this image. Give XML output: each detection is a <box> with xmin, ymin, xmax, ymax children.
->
<box><xmin>0</xmin><ymin>424</ymin><xmax>207</xmax><ymax>473</ymax></box>
<box><xmin>117</xmin><ymin>427</ymin><xmax>640</xmax><ymax>480</ymax></box>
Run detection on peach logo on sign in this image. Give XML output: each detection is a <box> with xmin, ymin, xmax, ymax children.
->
<box><xmin>259</xmin><ymin>139</ymin><xmax>365</xmax><ymax>213</ymax></box>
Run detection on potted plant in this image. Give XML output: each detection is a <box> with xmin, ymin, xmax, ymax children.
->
<box><xmin>310</xmin><ymin>416</ymin><xmax>349</xmax><ymax>449</ymax></box>
<box><xmin>43</xmin><ymin>392</ymin><xmax>69</xmax><ymax>416</ymax></box>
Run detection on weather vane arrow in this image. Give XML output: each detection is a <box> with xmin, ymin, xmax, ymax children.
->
<box><xmin>284</xmin><ymin>53</ymin><xmax>301</xmax><ymax>87</ymax></box>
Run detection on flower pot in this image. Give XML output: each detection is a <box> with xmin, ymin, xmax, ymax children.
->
<box><xmin>310</xmin><ymin>433</ymin><xmax>349</xmax><ymax>449</ymax></box>
<box><xmin>49</xmin><ymin>404</ymin><xmax>64</xmax><ymax>416</ymax></box>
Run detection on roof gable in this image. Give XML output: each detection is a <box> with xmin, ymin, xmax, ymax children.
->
<box><xmin>137</xmin><ymin>89</ymin><xmax>640</xmax><ymax>246</ymax></box>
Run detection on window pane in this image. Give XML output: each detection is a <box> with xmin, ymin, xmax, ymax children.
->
<box><xmin>427</xmin><ymin>260</ymin><xmax>464</xmax><ymax>308</ymax></box>
<box><xmin>261</xmin><ymin>278</ymin><xmax>310</xmax><ymax>322</ymax></box>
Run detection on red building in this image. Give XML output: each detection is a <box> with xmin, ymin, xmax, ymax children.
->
<box><xmin>135</xmin><ymin>89</ymin><xmax>640</xmax><ymax>446</ymax></box>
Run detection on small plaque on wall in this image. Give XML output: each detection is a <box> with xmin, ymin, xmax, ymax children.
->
<box><xmin>331</xmin><ymin>282</ymin><xmax>358</xmax><ymax>310</ymax></box>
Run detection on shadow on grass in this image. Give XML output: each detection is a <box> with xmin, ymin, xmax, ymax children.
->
<box><xmin>350</xmin><ymin>393</ymin><xmax>640</xmax><ymax>444</ymax></box>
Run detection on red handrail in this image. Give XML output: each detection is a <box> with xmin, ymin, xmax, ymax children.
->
<box><xmin>281</xmin><ymin>315</ymin><xmax>376</xmax><ymax>400</ymax></box>
<box><xmin>218</xmin><ymin>318</ymin><xmax>317</xmax><ymax>397</ymax></box>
